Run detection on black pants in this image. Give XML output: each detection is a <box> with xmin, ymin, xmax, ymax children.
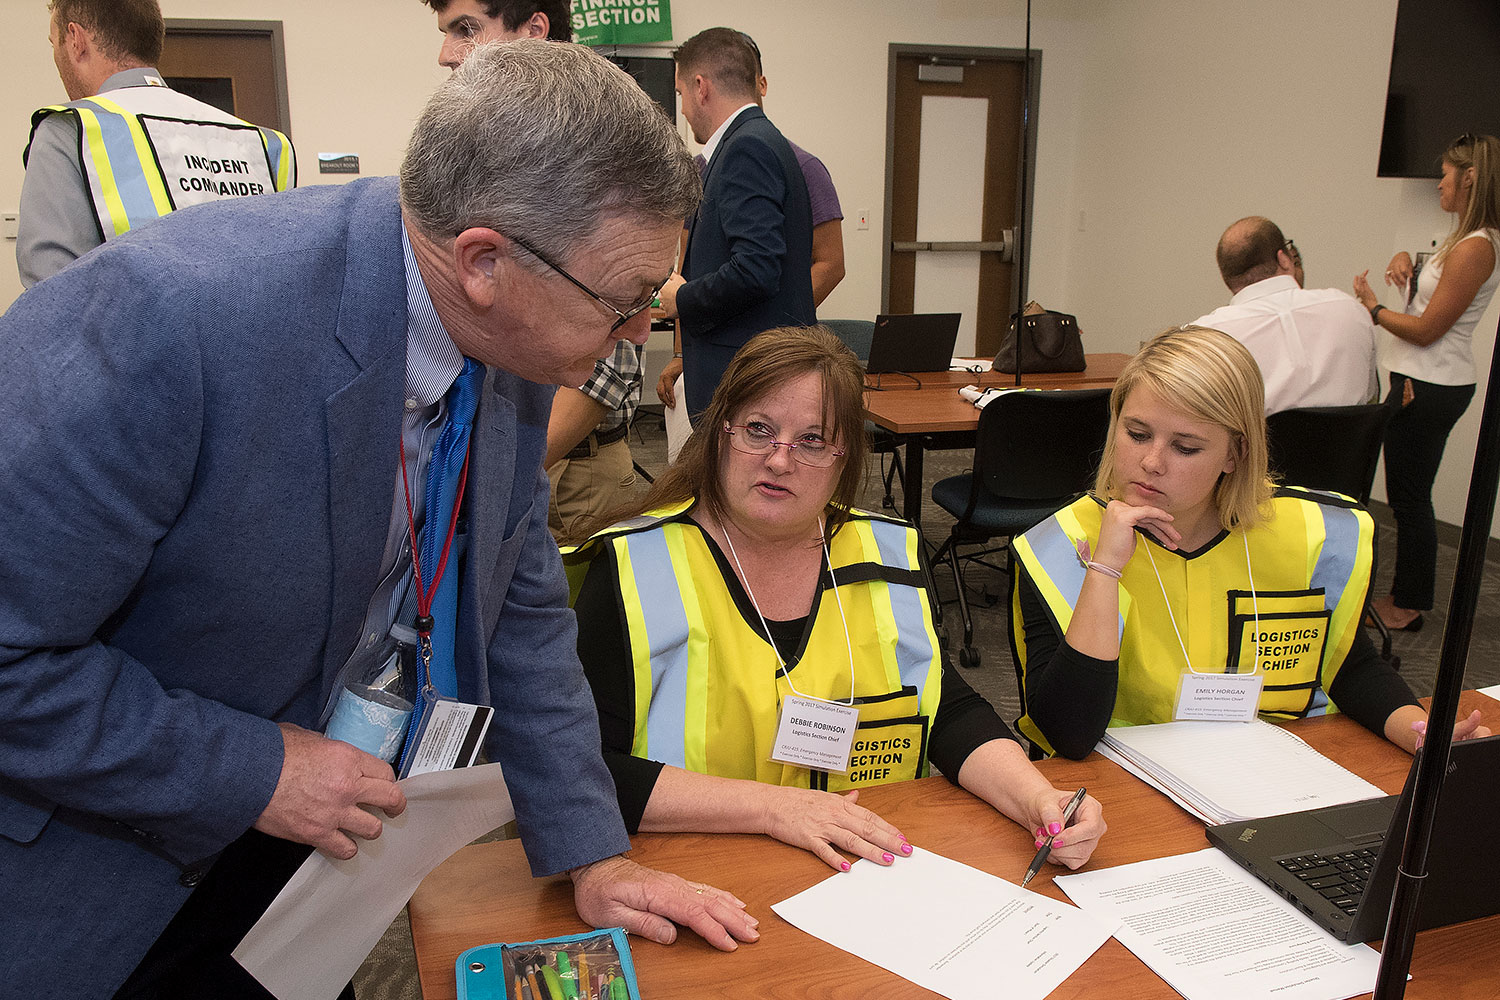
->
<box><xmin>1382</xmin><ymin>371</ymin><xmax>1475</xmax><ymax>610</ymax></box>
<box><xmin>113</xmin><ymin>830</ymin><xmax>357</xmax><ymax>1000</ymax></box>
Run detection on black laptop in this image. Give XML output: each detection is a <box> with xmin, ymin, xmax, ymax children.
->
<box><xmin>864</xmin><ymin>313</ymin><xmax>963</xmax><ymax>374</ymax></box>
<box><xmin>1206</xmin><ymin>733</ymin><xmax>1500</xmax><ymax>942</ymax></box>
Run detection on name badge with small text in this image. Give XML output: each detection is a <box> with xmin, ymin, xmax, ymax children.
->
<box><xmin>771</xmin><ymin>695</ymin><xmax>860</xmax><ymax>773</ymax></box>
<box><xmin>1174</xmin><ymin>672</ymin><xmax>1264</xmax><ymax>722</ymax></box>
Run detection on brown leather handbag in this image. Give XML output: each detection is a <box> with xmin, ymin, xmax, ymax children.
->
<box><xmin>993</xmin><ymin>303</ymin><xmax>1086</xmax><ymax>373</ymax></box>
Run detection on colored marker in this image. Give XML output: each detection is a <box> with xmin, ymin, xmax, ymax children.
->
<box><xmin>540</xmin><ymin>963</ymin><xmax>565</xmax><ymax>1000</ymax></box>
<box><xmin>576</xmin><ymin>951</ymin><xmax>591</xmax><ymax>1000</ymax></box>
<box><xmin>556</xmin><ymin>949</ymin><xmax>579</xmax><ymax>1000</ymax></box>
<box><xmin>525</xmin><ymin>964</ymin><xmax>545</xmax><ymax>1000</ymax></box>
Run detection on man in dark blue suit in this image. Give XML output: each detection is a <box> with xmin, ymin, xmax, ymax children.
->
<box><xmin>0</xmin><ymin>41</ymin><xmax>756</xmax><ymax>999</ymax></box>
<box><xmin>657</xmin><ymin>27</ymin><xmax>815</xmax><ymax>420</ymax></box>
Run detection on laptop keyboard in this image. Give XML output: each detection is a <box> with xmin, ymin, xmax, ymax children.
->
<box><xmin>1277</xmin><ymin>840</ymin><xmax>1383</xmax><ymax>914</ymax></box>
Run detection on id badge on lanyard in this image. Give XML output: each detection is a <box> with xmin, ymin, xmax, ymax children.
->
<box><xmin>771</xmin><ymin>693</ymin><xmax>860</xmax><ymax>773</ymax></box>
<box><xmin>1173</xmin><ymin>669</ymin><xmax>1263</xmax><ymax>722</ymax></box>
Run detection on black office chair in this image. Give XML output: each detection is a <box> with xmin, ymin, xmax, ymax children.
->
<box><xmin>1265</xmin><ymin>402</ymin><xmax>1399</xmax><ymax>667</ymax></box>
<box><xmin>929</xmin><ymin>388</ymin><xmax>1112</xmax><ymax>668</ymax></box>
<box><xmin>823</xmin><ymin>318</ymin><xmax>904</xmax><ymax>510</ymax></box>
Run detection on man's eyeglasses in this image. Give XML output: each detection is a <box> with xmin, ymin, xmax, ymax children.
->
<box><xmin>724</xmin><ymin>422</ymin><xmax>846</xmax><ymax>468</ymax></box>
<box><xmin>508</xmin><ymin>233</ymin><xmax>665</xmax><ymax>333</ymax></box>
<box><xmin>1282</xmin><ymin>238</ymin><xmax>1301</xmax><ymax>265</ymax></box>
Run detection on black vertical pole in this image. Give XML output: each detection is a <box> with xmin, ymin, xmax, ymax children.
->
<box><xmin>1373</xmin><ymin>312</ymin><xmax>1500</xmax><ymax>997</ymax></box>
<box><xmin>1012</xmin><ymin>0</ymin><xmax>1031</xmax><ymax>387</ymax></box>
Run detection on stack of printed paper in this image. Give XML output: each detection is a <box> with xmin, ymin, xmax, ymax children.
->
<box><xmin>1097</xmin><ymin>720</ymin><xmax>1384</xmax><ymax>824</ymax></box>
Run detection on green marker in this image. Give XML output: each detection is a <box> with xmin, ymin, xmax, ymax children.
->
<box><xmin>556</xmin><ymin>951</ymin><xmax>579</xmax><ymax>1000</ymax></box>
<box><xmin>540</xmin><ymin>964</ymin><xmax>566</xmax><ymax>1000</ymax></box>
<box><xmin>608</xmin><ymin>976</ymin><xmax>628</xmax><ymax>1000</ymax></box>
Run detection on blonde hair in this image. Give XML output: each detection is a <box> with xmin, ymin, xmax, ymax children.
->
<box><xmin>1093</xmin><ymin>326</ymin><xmax>1274</xmax><ymax>532</ymax></box>
<box><xmin>1436</xmin><ymin>133</ymin><xmax>1500</xmax><ymax>261</ymax></box>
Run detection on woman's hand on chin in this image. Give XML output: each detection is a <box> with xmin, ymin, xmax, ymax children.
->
<box><xmin>1096</xmin><ymin>499</ymin><xmax>1178</xmax><ymax>570</ymax></box>
<box><xmin>757</xmin><ymin>785</ymin><xmax>912</xmax><ymax>871</ymax></box>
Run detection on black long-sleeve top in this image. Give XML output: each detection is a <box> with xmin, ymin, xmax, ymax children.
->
<box><xmin>574</xmin><ymin>528</ymin><xmax>1016</xmax><ymax>832</ymax></box>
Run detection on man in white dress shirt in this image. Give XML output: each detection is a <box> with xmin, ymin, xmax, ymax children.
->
<box><xmin>1192</xmin><ymin>216</ymin><xmax>1376</xmax><ymax>414</ymax></box>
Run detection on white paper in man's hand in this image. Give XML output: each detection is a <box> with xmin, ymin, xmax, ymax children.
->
<box><xmin>233</xmin><ymin>762</ymin><xmax>514</xmax><ymax>1000</ymax></box>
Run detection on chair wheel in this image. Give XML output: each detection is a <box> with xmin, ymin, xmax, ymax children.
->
<box><xmin>959</xmin><ymin>647</ymin><xmax>981</xmax><ymax>669</ymax></box>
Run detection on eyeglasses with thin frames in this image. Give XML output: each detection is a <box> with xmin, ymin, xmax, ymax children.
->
<box><xmin>1282</xmin><ymin>238</ymin><xmax>1301</xmax><ymax>265</ymax></box>
<box><xmin>723</xmin><ymin>422</ymin><xmax>846</xmax><ymax>468</ymax></box>
<box><xmin>508</xmin><ymin>233</ymin><xmax>667</xmax><ymax>333</ymax></box>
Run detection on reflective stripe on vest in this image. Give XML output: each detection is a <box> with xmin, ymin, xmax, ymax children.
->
<box><xmin>1013</xmin><ymin>489</ymin><xmax>1373</xmax><ymax>753</ymax></box>
<box><xmin>31</xmin><ymin>96</ymin><xmax>294</xmax><ymax>241</ymax></box>
<box><xmin>576</xmin><ymin>506</ymin><xmax>942</xmax><ymax>785</ymax></box>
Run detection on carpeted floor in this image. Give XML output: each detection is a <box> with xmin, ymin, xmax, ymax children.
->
<box><xmin>351</xmin><ymin>413</ymin><xmax>1500</xmax><ymax>998</ymax></box>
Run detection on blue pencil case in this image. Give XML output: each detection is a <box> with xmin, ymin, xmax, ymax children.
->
<box><xmin>456</xmin><ymin>926</ymin><xmax>641</xmax><ymax>1000</ymax></box>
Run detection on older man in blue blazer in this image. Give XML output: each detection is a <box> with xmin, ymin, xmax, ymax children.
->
<box><xmin>657</xmin><ymin>27</ymin><xmax>816</xmax><ymax>420</ymax></box>
<box><xmin>0</xmin><ymin>41</ymin><xmax>757</xmax><ymax>999</ymax></box>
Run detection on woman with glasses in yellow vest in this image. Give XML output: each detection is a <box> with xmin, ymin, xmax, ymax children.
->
<box><xmin>565</xmin><ymin>327</ymin><xmax>1104</xmax><ymax>873</ymax></box>
<box><xmin>1011</xmin><ymin>326</ymin><xmax>1488</xmax><ymax>760</ymax></box>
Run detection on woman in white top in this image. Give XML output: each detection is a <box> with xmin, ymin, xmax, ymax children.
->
<box><xmin>1354</xmin><ymin>133</ymin><xmax>1500</xmax><ymax>631</ymax></box>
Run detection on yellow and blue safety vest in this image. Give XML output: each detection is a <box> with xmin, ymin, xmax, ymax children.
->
<box><xmin>1012</xmin><ymin>487</ymin><xmax>1373</xmax><ymax>755</ymax></box>
<box><xmin>565</xmin><ymin>501</ymin><xmax>943</xmax><ymax>792</ymax></box>
<box><xmin>26</xmin><ymin>83</ymin><xmax>295</xmax><ymax>243</ymax></box>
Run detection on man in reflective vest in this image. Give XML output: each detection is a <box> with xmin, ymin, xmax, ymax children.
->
<box><xmin>18</xmin><ymin>0</ymin><xmax>296</xmax><ymax>287</ymax></box>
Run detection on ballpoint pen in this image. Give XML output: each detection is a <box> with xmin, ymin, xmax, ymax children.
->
<box><xmin>1021</xmin><ymin>786</ymin><xmax>1086</xmax><ymax>887</ymax></box>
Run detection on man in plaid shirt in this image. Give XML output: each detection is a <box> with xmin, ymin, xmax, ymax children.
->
<box><xmin>546</xmin><ymin>340</ymin><xmax>642</xmax><ymax>540</ymax></box>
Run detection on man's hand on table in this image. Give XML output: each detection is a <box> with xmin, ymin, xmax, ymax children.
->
<box><xmin>569</xmin><ymin>854</ymin><xmax>760</xmax><ymax>951</ymax></box>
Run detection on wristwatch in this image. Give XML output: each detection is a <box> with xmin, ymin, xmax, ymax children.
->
<box><xmin>1369</xmin><ymin>304</ymin><xmax>1386</xmax><ymax>324</ymax></box>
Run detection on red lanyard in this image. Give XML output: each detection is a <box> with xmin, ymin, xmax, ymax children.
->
<box><xmin>398</xmin><ymin>433</ymin><xmax>472</xmax><ymax>664</ymax></box>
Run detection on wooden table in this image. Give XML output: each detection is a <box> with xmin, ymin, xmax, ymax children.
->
<box><xmin>863</xmin><ymin>353</ymin><xmax>1130</xmax><ymax>525</ymax></box>
<box><xmin>409</xmin><ymin>691</ymin><xmax>1500</xmax><ymax>1000</ymax></box>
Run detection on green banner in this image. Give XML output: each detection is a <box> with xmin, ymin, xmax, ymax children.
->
<box><xmin>573</xmin><ymin>0</ymin><xmax>673</xmax><ymax>46</ymax></box>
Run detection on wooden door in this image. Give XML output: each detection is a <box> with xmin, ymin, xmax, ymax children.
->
<box><xmin>159</xmin><ymin>20</ymin><xmax>291</xmax><ymax>136</ymax></box>
<box><xmin>885</xmin><ymin>48</ymin><xmax>1034</xmax><ymax>357</ymax></box>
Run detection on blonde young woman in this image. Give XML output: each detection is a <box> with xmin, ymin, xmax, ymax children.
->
<box><xmin>1010</xmin><ymin>327</ymin><xmax>1488</xmax><ymax>759</ymax></box>
<box><xmin>1354</xmin><ymin>133</ymin><xmax>1500</xmax><ymax>631</ymax></box>
<box><xmin>566</xmin><ymin>327</ymin><xmax>1104</xmax><ymax>873</ymax></box>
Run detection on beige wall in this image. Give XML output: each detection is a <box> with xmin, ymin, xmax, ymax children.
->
<box><xmin>3</xmin><ymin>0</ymin><xmax>1496</xmax><ymax>534</ymax></box>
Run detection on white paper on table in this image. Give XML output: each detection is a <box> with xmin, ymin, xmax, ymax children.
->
<box><xmin>1479</xmin><ymin>683</ymin><xmax>1500</xmax><ymax>701</ymax></box>
<box><xmin>664</xmin><ymin>373</ymin><xmax>691</xmax><ymax>465</ymax></box>
<box><xmin>771</xmin><ymin>846</ymin><xmax>1116</xmax><ymax>1000</ymax></box>
<box><xmin>233</xmin><ymin>762</ymin><xmax>515</xmax><ymax>1000</ymax></box>
<box><xmin>1056</xmin><ymin>849</ymin><xmax>1386</xmax><ymax>1000</ymax></box>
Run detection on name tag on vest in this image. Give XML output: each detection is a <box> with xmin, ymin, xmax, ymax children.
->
<box><xmin>771</xmin><ymin>695</ymin><xmax>859</xmax><ymax>773</ymax></box>
<box><xmin>1174</xmin><ymin>671</ymin><xmax>1264</xmax><ymax>722</ymax></box>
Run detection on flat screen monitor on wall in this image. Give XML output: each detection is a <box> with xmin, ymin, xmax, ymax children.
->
<box><xmin>606</xmin><ymin>55</ymin><xmax>676</xmax><ymax>122</ymax></box>
<box><xmin>1378</xmin><ymin>0</ymin><xmax>1500</xmax><ymax>178</ymax></box>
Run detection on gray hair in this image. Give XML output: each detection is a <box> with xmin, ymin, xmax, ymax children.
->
<box><xmin>400</xmin><ymin>40</ymin><xmax>700</xmax><ymax>260</ymax></box>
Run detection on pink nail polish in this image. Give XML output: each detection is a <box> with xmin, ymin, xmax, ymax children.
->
<box><xmin>840</xmin><ymin>861</ymin><xmax>851</xmax><ymax>872</ymax></box>
<box><xmin>1049</xmin><ymin>822</ymin><xmax>1062</xmax><ymax>835</ymax></box>
<box><xmin>882</xmin><ymin>852</ymin><xmax>894</xmax><ymax>863</ymax></box>
<box><xmin>1036</xmin><ymin>839</ymin><xmax>1045</xmax><ymax>848</ymax></box>
<box><xmin>901</xmin><ymin>843</ymin><xmax>913</xmax><ymax>855</ymax></box>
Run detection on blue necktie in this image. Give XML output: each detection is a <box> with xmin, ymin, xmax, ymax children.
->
<box><xmin>419</xmin><ymin>357</ymin><xmax>483</xmax><ymax>699</ymax></box>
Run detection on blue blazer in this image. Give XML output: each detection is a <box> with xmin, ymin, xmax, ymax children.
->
<box><xmin>0</xmin><ymin>177</ymin><xmax>629</xmax><ymax>998</ymax></box>
<box><xmin>678</xmin><ymin>106</ymin><xmax>816</xmax><ymax>416</ymax></box>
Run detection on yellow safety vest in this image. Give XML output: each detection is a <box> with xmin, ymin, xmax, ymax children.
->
<box><xmin>1011</xmin><ymin>487</ymin><xmax>1373</xmax><ymax>756</ymax></box>
<box><xmin>27</xmin><ymin>90</ymin><xmax>296</xmax><ymax>242</ymax></box>
<box><xmin>564</xmin><ymin>501</ymin><xmax>943</xmax><ymax>792</ymax></box>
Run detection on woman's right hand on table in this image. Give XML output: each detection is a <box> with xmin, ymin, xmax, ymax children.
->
<box><xmin>757</xmin><ymin>785</ymin><xmax>912</xmax><ymax>872</ymax></box>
